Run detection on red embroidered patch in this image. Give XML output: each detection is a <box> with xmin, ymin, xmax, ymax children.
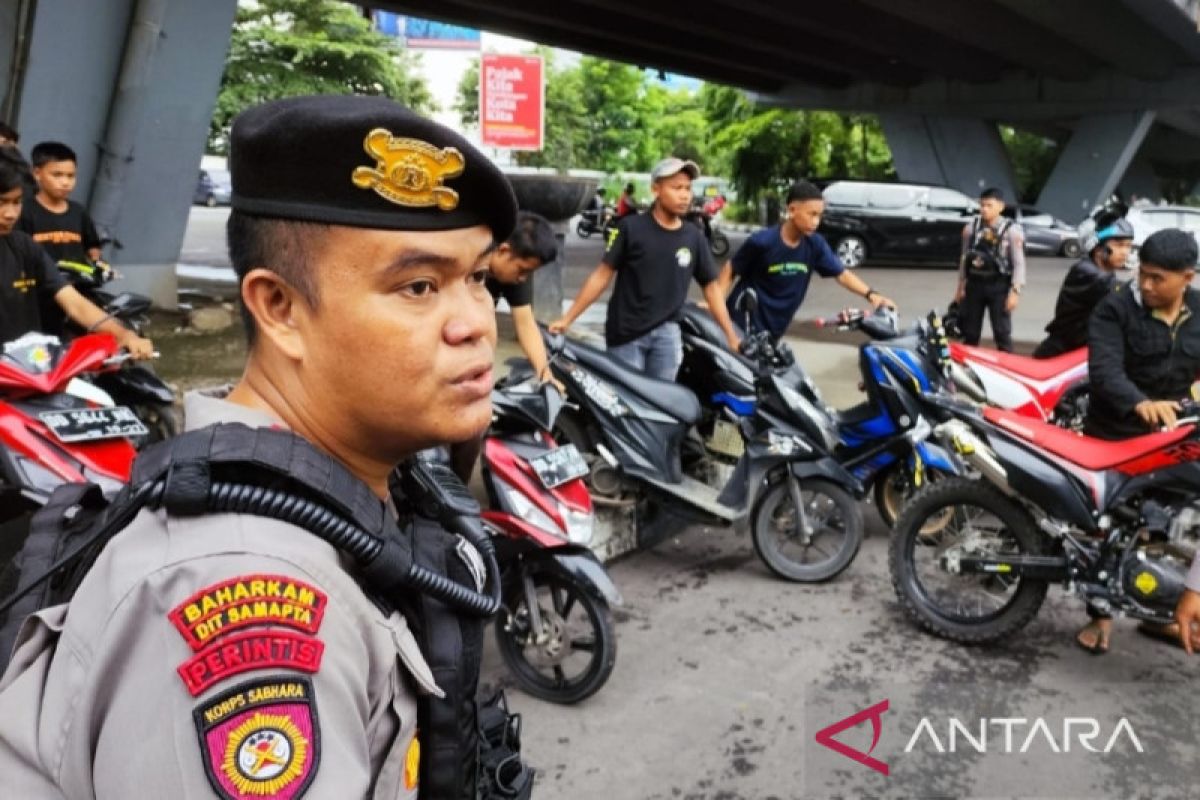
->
<box><xmin>168</xmin><ymin>574</ymin><xmax>327</xmax><ymax>651</ymax></box>
<box><xmin>194</xmin><ymin>676</ymin><xmax>320</xmax><ymax>800</ymax></box>
<box><xmin>178</xmin><ymin>631</ymin><xmax>324</xmax><ymax>697</ymax></box>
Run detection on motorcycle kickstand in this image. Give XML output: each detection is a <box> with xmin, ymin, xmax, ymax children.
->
<box><xmin>788</xmin><ymin>474</ymin><xmax>814</xmax><ymax>545</ymax></box>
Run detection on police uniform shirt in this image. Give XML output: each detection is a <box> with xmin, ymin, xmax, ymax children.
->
<box><xmin>0</xmin><ymin>391</ymin><xmax>439</xmax><ymax>799</ymax></box>
<box><xmin>0</xmin><ymin>229</ymin><xmax>67</xmax><ymax>343</ymax></box>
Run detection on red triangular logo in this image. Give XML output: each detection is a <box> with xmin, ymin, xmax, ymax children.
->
<box><xmin>814</xmin><ymin>699</ymin><xmax>890</xmax><ymax>776</ymax></box>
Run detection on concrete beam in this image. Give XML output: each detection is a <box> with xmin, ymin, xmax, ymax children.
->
<box><xmin>1036</xmin><ymin>111</ymin><xmax>1156</xmax><ymax>223</ymax></box>
<box><xmin>880</xmin><ymin>114</ymin><xmax>1018</xmax><ymax>200</ymax></box>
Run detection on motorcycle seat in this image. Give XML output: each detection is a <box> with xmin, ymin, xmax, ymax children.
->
<box><xmin>565</xmin><ymin>338</ymin><xmax>701</xmax><ymax>425</ymax></box>
<box><xmin>951</xmin><ymin>343</ymin><xmax>1087</xmax><ymax>382</ymax></box>
<box><xmin>982</xmin><ymin>407</ymin><xmax>1193</xmax><ymax>471</ymax></box>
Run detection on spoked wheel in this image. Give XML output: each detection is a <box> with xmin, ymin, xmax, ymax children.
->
<box><xmin>751</xmin><ymin>476</ymin><xmax>863</xmax><ymax>582</ymax></box>
<box><xmin>836</xmin><ymin>235</ymin><xmax>867</xmax><ymax>268</ymax></box>
<box><xmin>874</xmin><ymin>463</ymin><xmax>952</xmax><ymax>534</ymax></box>
<box><xmin>889</xmin><ymin>477</ymin><xmax>1048</xmax><ymax>644</ymax></box>
<box><xmin>496</xmin><ymin>569</ymin><xmax>616</xmax><ymax>704</ymax></box>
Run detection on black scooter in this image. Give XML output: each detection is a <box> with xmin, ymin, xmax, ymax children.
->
<box><xmin>546</xmin><ymin>303</ymin><xmax>865</xmax><ymax>582</ymax></box>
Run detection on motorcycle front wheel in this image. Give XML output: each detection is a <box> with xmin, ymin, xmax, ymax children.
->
<box><xmin>496</xmin><ymin>568</ymin><xmax>617</xmax><ymax>704</ymax></box>
<box><xmin>575</xmin><ymin>220</ymin><xmax>592</xmax><ymax>238</ymax></box>
<box><xmin>873</xmin><ymin>462</ymin><xmax>952</xmax><ymax>531</ymax></box>
<box><xmin>710</xmin><ymin>230</ymin><xmax>730</xmax><ymax>259</ymax></box>
<box><xmin>889</xmin><ymin>477</ymin><xmax>1048</xmax><ymax>644</ymax></box>
<box><xmin>751</xmin><ymin>476</ymin><xmax>863</xmax><ymax>582</ymax></box>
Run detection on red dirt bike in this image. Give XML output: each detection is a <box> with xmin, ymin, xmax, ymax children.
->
<box><xmin>891</xmin><ymin>392</ymin><xmax>1200</xmax><ymax>644</ymax></box>
<box><xmin>479</xmin><ymin>375</ymin><xmax>621</xmax><ymax>704</ymax></box>
<box><xmin>948</xmin><ymin>341</ymin><xmax>1089</xmax><ymax>428</ymax></box>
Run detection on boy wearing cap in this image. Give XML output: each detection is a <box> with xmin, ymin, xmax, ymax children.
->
<box><xmin>954</xmin><ymin>186</ymin><xmax>1026</xmax><ymax>352</ymax></box>
<box><xmin>0</xmin><ymin>95</ymin><xmax>513</xmax><ymax>798</ymax></box>
<box><xmin>551</xmin><ymin>157</ymin><xmax>741</xmax><ymax>381</ymax></box>
<box><xmin>716</xmin><ymin>180</ymin><xmax>894</xmax><ymax>340</ymax></box>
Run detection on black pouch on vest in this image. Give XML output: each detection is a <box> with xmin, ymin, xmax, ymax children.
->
<box><xmin>478</xmin><ymin>691</ymin><xmax>534</xmax><ymax>800</ymax></box>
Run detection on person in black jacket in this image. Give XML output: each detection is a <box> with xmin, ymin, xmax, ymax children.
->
<box><xmin>1077</xmin><ymin>228</ymin><xmax>1200</xmax><ymax>654</ymax></box>
<box><xmin>1033</xmin><ymin>217</ymin><xmax>1134</xmax><ymax>359</ymax></box>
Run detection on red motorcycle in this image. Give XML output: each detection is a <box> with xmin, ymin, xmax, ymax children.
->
<box><xmin>891</xmin><ymin>391</ymin><xmax>1200</xmax><ymax>644</ymax></box>
<box><xmin>948</xmin><ymin>342</ymin><xmax>1089</xmax><ymax>428</ymax></box>
<box><xmin>481</xmin><ymin>375</ymin><xmax>621</xmax><ymax>704</ymax></box>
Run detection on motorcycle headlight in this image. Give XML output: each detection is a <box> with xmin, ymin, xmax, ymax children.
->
<box><xmin>499</xmin><ymin>482</ymin><xmax>566</xmax><ymax>540</ymax></box>
<box><xmin>562</xmin><ymin>507</ymin><xmax>595</xmax><ymax>545</ymax></box>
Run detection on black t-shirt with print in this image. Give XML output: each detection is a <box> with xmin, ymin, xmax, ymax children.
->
<box><xmin>0</xmin><ymin>231</ymin><xmax>69</xmax><ymax>343</ymax></box>
<box><xmin>486</xmin><ymin>273</ymin><xmax>533</xmax><ymax>309</ymax></box>
<box><xmin>16</xmin><ymin>198</ymin><xmax>101</xmax><ymax>264</ymax></box>
<box><xmin>600</xmin><ymin>212</ymin><xmax>717</xmax><ymax>347</ymax></box>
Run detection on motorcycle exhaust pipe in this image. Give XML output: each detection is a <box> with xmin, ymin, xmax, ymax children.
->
<box><xmin>934</xmin><ymin>420</ymin><xmax>1014</xmax><ymax>496</ymax></box>
<box><xmin>948</xmin><ymin>362</ymin><xmax>987</xmax><ymax>403</ymax></box>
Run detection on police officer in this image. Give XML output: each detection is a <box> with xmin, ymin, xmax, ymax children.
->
<box><xmin>0</xmin><ymin>95</ymin><xmax>516</xmax><ymax>798</ymax></box>
<box><xmin>1032</xmin><ymin>215</ymin><xmax>1134</xmax><ymax>359</ymax></box>
<box><xmin>954</xmin><ymin>187</ymin><xmax>1026</xmax><ymax>352</ymax></box>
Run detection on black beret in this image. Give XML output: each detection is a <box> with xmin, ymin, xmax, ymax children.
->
<box><xmin>229</xmin><ymin>95</ymin><xmax>517</xmax><ymax>242</ymax></box>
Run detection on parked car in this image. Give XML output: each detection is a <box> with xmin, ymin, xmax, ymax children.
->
<box><xmin>818</xmin><ymin>180</ymin><xmax>978</xmax><ymax>268</ymax></box>
<box><xmin>1125</xmin><ymin>205</ymin><xmax>1200</xmax><ymax>269</ymax></box>
<box><xmin>1005</xmin><ymin>204</ymin><xmax>1081</xmax><ymax>258</ymax></box>
<box><xmin>193</xmin><ymin>169</ymin><xmax>232</xmax><ymax>207</ymax></box>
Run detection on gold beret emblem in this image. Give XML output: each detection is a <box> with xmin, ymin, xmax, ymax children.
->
<box><xmin>351</xmin><ymin>128</ymin><xmax>465</xmax><ymax>210</ymax></box>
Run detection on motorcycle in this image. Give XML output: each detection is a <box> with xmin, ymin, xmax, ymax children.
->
<box><xmin>677</xmin><ymin>303</ymin><xmax>961</xmax><ymax>527</ymax></box>
<box><xmin>52</xmin><ymin>259</ymin><xmax>179</xmax><ymax>444</ymax></box>
<box><xmin>480</xmin><ymin>374</ymin><xmax>621</xmax><ymax>704</ymax></box>
<box><xmin>686</xmin><ymin>207</ymin><xmax>730</xmax><ymax>259</ymax></box>
<box><xmin>575</xmin><ymin>205</ymin><xmax>616</xmax><ymax>240</ymax></box>
<box><xmin>547</xmin><ymin>315</ymin><xmax>866</xmax><ymax>583</ymax></box>
<box><xmin>948</xmin><ymin>341</ymin><xmax>1089</xmax><ymax>429</ymax></box>
<box><xmin>890</xmin><ymin>392</ymin><xmax>1200</xmax><ymax>644</ymax></box>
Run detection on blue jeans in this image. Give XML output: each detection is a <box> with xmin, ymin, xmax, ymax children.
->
<box><xmin>608</xmin><ymin>321</ymin><xmax>683</xmax><ymax>381</ymax></box>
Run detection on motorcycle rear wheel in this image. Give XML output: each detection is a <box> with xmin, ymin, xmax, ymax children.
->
<box><xmin>710</xmin><ymin>230</ymin><xmax>730</xmax><ymax>259</ymax></box>
<box><xmin>751</xmin><ymin>476</ymin><xmax>863</xmax><ymax>582</ymax></box>
<box><xmin>575</xmin><ymin>220</ymin><xmax>592</xmax><ymax>238</ymax></box>
<box><xmin>496</xmin><ymin>569</ymin><xmax>616</xmax><ymax>704</ymax></box>
<box><xmin>889</xmin><ymin>477</ymin><xmax>1048</xmax><ymax>644</ymax></box>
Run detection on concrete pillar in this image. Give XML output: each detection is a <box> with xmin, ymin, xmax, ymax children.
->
<box><xmin>1117</xmin><ymin>155</ymin><xmax>1162</xmax><ymax>204</ymax></box>
<box><xmin>879</xmin><ymin>114</ymin><xmax>1019</xmax><ymax>201</ymax></box>
<box><xmin>1035</xmin><ymin>110</ymin><xmax>1156</xmax><ymax>224</ymax></box>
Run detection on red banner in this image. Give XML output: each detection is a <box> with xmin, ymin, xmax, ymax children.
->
<box><xmin>480</xmin><ymin>54</ymin><xmax>544</xmax><ymax>151</ymax></box>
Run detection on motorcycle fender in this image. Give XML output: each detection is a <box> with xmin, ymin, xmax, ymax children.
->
<box><xmin>529</xmin><ymin>546</ymin><xmax>623</xmax><ymax>607</ymax></box>
<box><xmin>787</xmin><ymin>458</ymin><xmax>865</xmax><ymax>498</ymax></box>
<box><xmin>914</xmin><ymin>441</ymin><xmax>958</xmax><ymax>475</ymax></box>
<box><xmin>94</xmin><ymin>366</ymin><xmax>174</xmax><ymax>405</ymax></box>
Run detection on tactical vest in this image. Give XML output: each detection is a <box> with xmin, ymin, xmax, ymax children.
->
<box><xmin>0</xmin><ymin>424</ymin><xmax>525</xmax><ymax>800</ymax></box>
<box><xmin>965</xmin><ymin>217</ymin><xmax>1014</xmax><ymax>280</ymax></box>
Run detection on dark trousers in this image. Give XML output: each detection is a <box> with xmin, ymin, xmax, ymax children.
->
<box><xmin>960</xmin><ymin>278</ymin><xmax>1013</xmax><ymax>352</ymax></box>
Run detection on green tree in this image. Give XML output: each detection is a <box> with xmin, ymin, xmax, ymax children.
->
<box><xmin>208</xmin><ymin>0</ymin><xmax>433</xmax><ymax>153</ymax></box>
<box><xmin>1000</xmin><ymin>126</ymin><xmax>1060</xmax><ymax>203</ymax></box>
<box><xmin>575</xmin><ymin>57</ymin><xmax>654</xmax><ymax>172</ymax></box>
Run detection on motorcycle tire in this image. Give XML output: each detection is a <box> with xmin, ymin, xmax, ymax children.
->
<box><xmin>575</xmin><ymin>220</ymin><xmax>592</xmax><ymax>239</ymax></box>
<box><xmin>889</xmin><ymin>477</ymin><xmax>1048</xmax><ymax>645</ymax></box>
<box><xmin>710</xmin><ymin>231</ymin><xmax>730</xmax><ymax>259</ymax></box>
<box><xmin>495</xmin><ymin>568</ymin><xmax>617</xmax><ymax>704</ymax></box>
<box><xmin>751</xmin><ymin>476</ymin><xmax>863</xmax><ymax>582</ymax></box>
<box><xmin>873</xmin><ymin>463</ymin><xmax>951</xmax><ymax>530</ymax></box>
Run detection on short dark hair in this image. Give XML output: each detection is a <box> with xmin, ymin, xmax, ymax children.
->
<box><xmin>786</xmin><ymin>180</ymin><xmax>824</xmax><ymax>204</ymax></box>
<box><xmin>505</xmin><ymin>211</ymin><xmax>557</xmax><ymax>265</ymax></box>
<box><xmin>980</xmin><ymin>187</ymin><xmax>1005</xmax><ymax>202</ymax></box>
<box><xmin>1140</xmin><ymin>228</ymin><xmax>1198</xmax><ymax>272</ymax></box>
<box><xmin>624</xmin><ymin>183</ymin><xmax>635</xmax><ymax>193</ymax></box>
<box><xmin>0</xmin><ymin>146</ymin><xmax>31</xmax><ymax>194</ymax></box>
<box><xmin>226</xmin><ymin>210</ymin><xmax>326</xmax><ymax>344</ymax></box>
<box><xmin>0</xmin><ymin>121</ymin><xmax>17</xmax><ymax>144</ymax></box>
<box><xmin>30</xmin><ymin>141</ymin><xmax>76</xmax><ymax>167</ymax></box>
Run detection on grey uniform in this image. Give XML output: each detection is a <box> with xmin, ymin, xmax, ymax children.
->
<box><xmin>0</xmin><ymin>391</ymin><xmax>440</xmax><ymax>799</ymax></box>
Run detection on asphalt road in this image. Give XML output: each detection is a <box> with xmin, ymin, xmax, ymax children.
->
<box><xmin>178</xmin><ymin>207</ymin><xmax>1198</xmax><ymax>799</ymax></box>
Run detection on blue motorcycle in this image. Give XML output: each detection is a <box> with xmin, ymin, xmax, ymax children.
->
<box><xmin>677</xmin><ymin>300</ymin><xmax>960</xmax><ymax>529</ymax></box>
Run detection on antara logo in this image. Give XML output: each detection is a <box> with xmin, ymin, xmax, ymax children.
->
<box><xmin>816</xmin><ymin>700</ymin><xmax>1144</xmax><ymax>775</ymax></box>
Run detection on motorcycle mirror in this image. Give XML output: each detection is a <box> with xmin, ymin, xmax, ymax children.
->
<box><xmin>738</xmin><ymin>288</ymin><xmax>759</xmax><ymax>315</ymax></box>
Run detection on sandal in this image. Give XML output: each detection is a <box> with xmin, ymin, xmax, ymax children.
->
<box><xmin>1136</xmin><ymin>621</ymin><xmax>1183</xmax><ymax>648</ymax></box>
<box><xmin>1076</xmin><ymin>620</ymin><xmax>1111</xmax><ymax>654</ymax></box>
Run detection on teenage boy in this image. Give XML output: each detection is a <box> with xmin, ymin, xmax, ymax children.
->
<box><xmin>717</xmin><ymin>180</ymin><xmax>894</xmax><ymax>339</ymax></box>
<box><xmin>16</xmin><ymin>141</ymin><xmax>103</xmax><ymax>266</ymax></box>
<box><xmin>550</xmin><ymin>157</ymin><xmax>740</xmax><ymax>381</ymax></box>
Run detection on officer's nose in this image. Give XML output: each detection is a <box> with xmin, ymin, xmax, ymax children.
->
<box><xmin>442</xmin><ymin>287</ymin><xmax>495</xmax><ymax>346</ymax></box>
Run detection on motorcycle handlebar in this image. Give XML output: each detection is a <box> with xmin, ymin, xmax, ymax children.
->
<box><xmin>813</xmin><ymin>308</ymin><xmax>867</xmax><ymax>330</ymax></box>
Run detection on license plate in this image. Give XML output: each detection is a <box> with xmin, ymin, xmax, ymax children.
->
<box><xmin>529</xmin><ymin>444</ymin><xmax>589</xmax><ymax>489</ymax></box>
<box><xmin>39</xmin><ymin>405</ymin><xmax>149</xmax><ymax>443</ymax></box>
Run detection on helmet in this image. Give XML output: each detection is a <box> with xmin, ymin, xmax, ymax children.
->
<box><xmin>1080</xmin><ymin>213</ymin><xmax>1134</xmax><ymax>254</ymax></box>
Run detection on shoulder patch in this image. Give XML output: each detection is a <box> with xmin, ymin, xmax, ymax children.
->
<box><xmin>194</xmin><ymin>676</ymin><xmax>320</xmax><ymax>800</ymax></box>
<box><xmin>168</xmin><ymin>574</ymin><xmax>328</xmax><ymax>650</ymax></box>
<box><xmin>178</xmin><ymin>631</ymin><xmax>324</xmax><ymax>696</ymax></box>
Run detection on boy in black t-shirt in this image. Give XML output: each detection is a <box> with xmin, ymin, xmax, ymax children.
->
<box><xmin>551</xmin><ymin>157</ymin><xmax>741</xmax><ymax>381</ymax></box>
<box><xmin>0</xmin><ymin>147</ymin><xmax>151</xmax><ymax>355</ymax></box>
<box><xmin>17</xmin><ymin>141</ymin><xmax>103</xmax><ymax>266</ymax></box>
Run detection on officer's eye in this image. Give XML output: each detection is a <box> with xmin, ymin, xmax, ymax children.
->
<box><xmin>468</xmin><ymin>268</ymin><xmax>489</xmax><ymax>286</ymax></box>
<box><xmin>403</xmin><ymin>279</ymin><xmax>436</xmax><ymax>297</ymax></box>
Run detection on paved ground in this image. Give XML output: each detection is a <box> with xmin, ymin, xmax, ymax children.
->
<box><xmin>177</xmin><ymin>207</ymin><xmax>1198</xmax><ymax>799</ymax></box>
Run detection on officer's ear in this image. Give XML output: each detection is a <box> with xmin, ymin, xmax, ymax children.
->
<box><xmin>240</xmin><ymin>267</ymin><xmax>308</xmax><ymax>361</ymax></box>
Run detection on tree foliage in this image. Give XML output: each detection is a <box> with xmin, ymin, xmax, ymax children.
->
<box><xmin>208</xmin><ymin>0</ymin><xmax>434</xmax><ymax>154</ymax></box>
